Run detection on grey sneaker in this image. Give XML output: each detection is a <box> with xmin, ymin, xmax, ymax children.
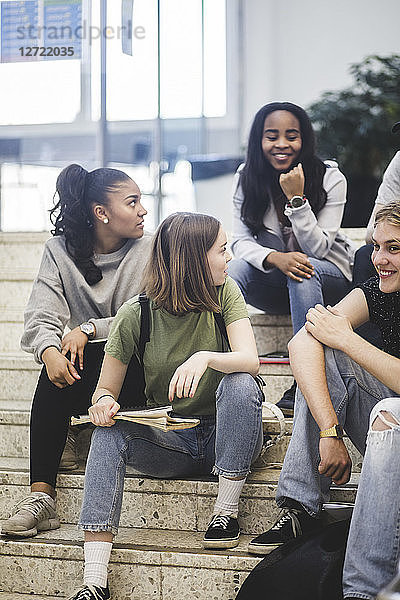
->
<box><xmin>60</xmin><ymin>425</ymin><xmax>79</xmax><ymax>471</ymax></box>
<box><xmin>1</xmin><ymin>491</ymin><xmax>60</xmax><ymax>538</ymax></box>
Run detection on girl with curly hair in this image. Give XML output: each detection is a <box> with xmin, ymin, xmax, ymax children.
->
<box><xmin>2</xmin><ymin>164</ymin><xmax>151</xmax><ymax>539</ymax></box>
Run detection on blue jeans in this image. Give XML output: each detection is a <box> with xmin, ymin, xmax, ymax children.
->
<box><xmin>343</xmin><ymin>397</ymin><xmax>400</xmax><ymax>599</ymax></box>
<box><xmin>79</xmin><ymin>373</ymin><xmax>263</xmax><ymax>535</ymax></box>
<box><xmin>276</xmin><ymin>348</ymin><xmax>400</xmax><ymax>598</ymax></box>
<box><xmin>229</xmin><ymin>232</ymin><xmax>351</xmax><ymax>333</ymax></box>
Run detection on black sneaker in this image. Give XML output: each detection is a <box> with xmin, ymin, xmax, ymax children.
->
<box><xmin>68</xmin><ymin>584</ymin><xmax>110</xmax><ymax>600</ymax></box>
<box><xmin>203</xmin><ymin>514</ymin><xmax>240</xmax><ymax>549</ymax></box>
<box><xmin>248</xmin><ymin>507</ymin><xmax>321</xmax><ymax>555</ymax></box>
<box><xmin>276</xmin><ymin>381</ymin><xmax>297</xmax><ymax>416</ymax></box>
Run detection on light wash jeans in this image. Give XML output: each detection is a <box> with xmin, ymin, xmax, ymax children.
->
<box><xmin>79</xmin><ymin>373</ymin><xmax>263</xmax><ymax>535</ymax></box>
<box><xmin>343</xmin><ymin>397</ymin><xmax>400</xmax><ymax>599</ymax></box>
<box><xmin>276</xmin><ymin>347</ymin><xmax>400</xmax><ymax>599</ymax></box>
<box><xmin>229</xmin><ymin>232</ymin><xmax>351</xmax><ymax>333</ymax></box>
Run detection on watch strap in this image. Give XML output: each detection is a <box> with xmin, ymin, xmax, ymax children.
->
<box><xmin>319</xmin><ymin>424</ymin><xmax>344</xmax><ymax>439</ymax></box>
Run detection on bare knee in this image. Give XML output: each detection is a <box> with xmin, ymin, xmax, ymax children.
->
<box><xmin>372</xmin><ymin>410</ymin><xmax>400</xmax><ymax>431</ymax></box>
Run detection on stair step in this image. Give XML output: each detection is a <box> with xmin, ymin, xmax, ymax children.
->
<box><xmin>0</xmin><ymin>594</ymin><xmax>62</xmax><ymax>600</ymax></box>
<box><xmin>0</xmin><ymin>352</ymin><xmax>294</xmax><ymax>403</ymax></box>
<box><xmin>0</xmin><ymin>232</ymin><xmax>49</xmax><ymax>270</ymax></box>
<box><xmin>0</xmin><ymin>280</ymin><xmax>34</xmax><ymax>315</ymax></box>
<box><xmin>0</xmin><ymin>354</ymin><xmax>40</xmax><ymax>401</ymax></box>
<box><xmin>0</xmin><ymin>523</ymin><xmax>260</xmax><ymax>599</ymax></box>
<box><xmin>0</xmin><ymin>457</ymin><xmax>359</xmax><ymax>538</ymax></box>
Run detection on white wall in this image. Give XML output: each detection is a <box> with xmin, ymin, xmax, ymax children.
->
<box><xmin>241</xmin><ymin>0</ymin><xmax>400</xmax><ymax>140</ymax></box>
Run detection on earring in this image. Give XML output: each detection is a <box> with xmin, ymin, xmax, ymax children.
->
<box><xmin>103</xmin><ymin>218</ymin><xmax>109</xmax><ymax>224</ymax></box>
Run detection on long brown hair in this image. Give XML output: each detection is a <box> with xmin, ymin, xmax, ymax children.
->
<box><xmin>142</xmin><ymin>212</ymin><xmax>221</xmax><ymax>314</ymax></box>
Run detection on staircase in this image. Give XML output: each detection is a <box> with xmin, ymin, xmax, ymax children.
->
<box><xmin>0</xmin><ymin>230</ymin><xmax>365</xmax><ymax>600</ymax></box>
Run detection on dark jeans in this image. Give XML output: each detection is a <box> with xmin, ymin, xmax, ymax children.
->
<box><xmin>352</xmin><ymin>244</ymin><xmax>383</xmax><ymax>349</ymax></box>
<box><xmin>30</xmin><ymin>342</ymin><xmax>146</xmax><ymax>488</ymax></box>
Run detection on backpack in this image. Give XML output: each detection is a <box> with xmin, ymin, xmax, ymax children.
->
<box><xmin>236</xmin><ymin>518</ymin><xmax>351</xmax><ymax>600</ymax></box>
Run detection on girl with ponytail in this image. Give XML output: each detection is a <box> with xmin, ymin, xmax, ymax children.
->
<box><xmin>2</xmin><ymin>164</ymin><xmax>152</xmax><ymax>540</ymax></box>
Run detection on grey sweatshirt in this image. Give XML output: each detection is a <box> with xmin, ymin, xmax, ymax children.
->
<box><xmin>231</xmin><ymin>161</ymin><xmax>356</xmax><ymax>280</ymax></box>
<box><xmin>21</xmin><ymin>233</ymin><xmax>153</xmax><ymax>363</ymax></box>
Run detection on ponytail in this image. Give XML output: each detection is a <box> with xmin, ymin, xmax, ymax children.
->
<box><xmin>50</xmin><ymin>164</ymin><xmax>131</xmax><ymax>285</ymax></box>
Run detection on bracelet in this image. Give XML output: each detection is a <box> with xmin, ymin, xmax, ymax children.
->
<box><xmin>93</xmin><ymin>393</ymin><xmax>114</xmax><ymax>405</ymax></box>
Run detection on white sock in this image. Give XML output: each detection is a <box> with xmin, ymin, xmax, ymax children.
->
<box><xmin>83</xmin><ymin>541</ymin><xmax>112</xmax><ymax>588</ymax></box>
<box><xmin>213</xmin><ymin>475</ymin><xmax>246</xmax><ymax>517</ymax></box>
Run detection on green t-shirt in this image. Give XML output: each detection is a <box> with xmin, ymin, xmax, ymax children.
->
<box><xmin>105</xmin><ymin>276</ymin><xmax>248</xmax><ymax>416</ymax></box>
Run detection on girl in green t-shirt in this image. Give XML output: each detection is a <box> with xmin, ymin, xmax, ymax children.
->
<box><xmin>69</xmin><ymin>212</ymin><xmax>263</xmax><ymax>600</ymax></box>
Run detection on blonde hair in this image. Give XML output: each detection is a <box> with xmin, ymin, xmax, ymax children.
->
<box><xmin>375</xmin><ymin>201</ymin><xmax>400</xmax><ymax>228</ymax></box>
<box><xmin>142</xmin><ymin>212</ymin><xmax>221</xmax><ymax>314</ymax></box>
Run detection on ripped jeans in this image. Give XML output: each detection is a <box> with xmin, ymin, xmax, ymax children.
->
<box><xmin>343</xmin><ymin>397</ymin><xmax>400</xmax><ymax>600</ymax></box>
<box><xmin>79</xmin><ymin>373</ymin><xmax>263</xmax><ymax>535</ymax></box>
<box><xmin>276</xmin><ymin>348</ymin><xmax>400</xmax><ymax>599</ymax></box>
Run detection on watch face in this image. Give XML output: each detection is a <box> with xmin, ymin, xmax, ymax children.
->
<box><xmin>291</xmin><ymin>196</ymin><xmax>304</xmax><ymax>208</ymax></box>
<box><xmin>335</xmin><ymin>424</ymin><xmax>344</xmax><ymax>438</ymax></box>
<box><xmin>80</xmin><ymin>322</ymin><xmax>95</xmax><ymax>337</ymax></box>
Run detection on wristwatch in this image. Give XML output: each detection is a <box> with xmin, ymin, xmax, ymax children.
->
<box><xmin>79</xmin><ymin>321</ymin><xmax>96</xmax><ymax>340</ymax></box>
<box><xmin>319</xmin><ymin>424</ymin><xmax>344</xmax><ymax>439</ymax></box>
<box><xmin>286</xmin><ymin>195</ymin><xmax>306</xmax><ymax>209</ymax></box>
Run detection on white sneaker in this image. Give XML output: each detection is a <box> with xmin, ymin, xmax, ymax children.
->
<box><xmin>1</xmin><ymin>491</ymin><xmax>60</xmax><ymax>538</ymax></box>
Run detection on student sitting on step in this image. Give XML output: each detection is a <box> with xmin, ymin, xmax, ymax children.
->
<box><xmin>248</xmin><ymin>200</ymin><xmax>400</xmax><ymax>600</ymax></box>
<box><xmin>67</xmin><ymin>212</ymin><xmax>263</xmax><ymax>600</ymax></box>
<box><xmin>1</xmin><ymin>164</ymin><xmax>151</xmax><ymax>539</ymax></box>
<box><xmin>228</xmin><ymin>101</ymin><xmax>356</xmax><ymax>415</ymax></box>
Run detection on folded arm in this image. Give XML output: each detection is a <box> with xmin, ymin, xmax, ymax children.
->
<box><xmin>168</xmin><ymin>317</ymin><xmax>259</xmax><ymax>401</ymax></box>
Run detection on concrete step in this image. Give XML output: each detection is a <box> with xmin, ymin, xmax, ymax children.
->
<box><xmin>250</xmin><ymin>313</ymin><xmax>292</xmax><ymax>356</ymax></box>
<box><xmin>0</xmin><ymin>354</ymin><xmax>40</xmax><ymax>401</ymax></box>
<box><xmin>0</xmin><ymin>457</ymin><xmax>359</xmax><ymax>536</ymax></box>
<box><xmin>0</xmin><ymin>280</ymin><xmax>33</xmax><ymax>316</ymax></box>
<box><xmin>0</xmin><ymin>308</ymin><xmax>293</xmax><ymax>357</ymax></box>
<box><xmin>0</xmin><ymin>229</ymin><xmax>365</xmax><ymax>268</ymax></box>
<box><xmin>0</xmin><ymin>397</ymin><xmax>363</xmax><ymax>473</ymax></box>
<box><xmin>0</xmin><ymin>232</ymin><xmax>49</xmax><ymax>271</ymax></box>
<box><xmin>0</xmin><ymin>353</ymin><xmax>293</xmax><ymax>403</ymax></box>
<box><xmin>0</xmin><ymin>595</ymin><xmax>62</xmax><ymax>600</ymax></box>
<box><xmin>0</xmin><ymin>227</ymin><xmax>365</xmax><ymax>354</ymax></box>
<box><xmin>0</xmin><ymin>523</ymin><xmax>259</xmax><ymax>600</ymax></box>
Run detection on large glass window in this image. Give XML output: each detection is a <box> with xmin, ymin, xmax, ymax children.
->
<box><xmin>0</xmin><ymin>0</ymin><xmax>234</xmax><ymax>232</ymax></box>
<box><xmin>91</xmin><ymin>0</ymin><xmax>226</xmax><ymax>122</ymax></box>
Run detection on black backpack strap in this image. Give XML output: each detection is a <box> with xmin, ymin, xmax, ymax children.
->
<box><xmin>138</xmin><ymin>292</ymin><xmax>150</xmax><ymax>364</ymax></box>
<box><xmin>214</xmin><ymin>311</ymin><xmax>265</xmax><ymax>390</ymax></box>
<box><xmin>214</xmin><ymin>312</ymin><xmax>230</xmax><ymax>350</ymax></box>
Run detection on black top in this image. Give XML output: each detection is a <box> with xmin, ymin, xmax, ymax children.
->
<box><xmin>358</xmin><ymin>276</ymin><xmax>400</xmax><ymax>358</ymax></box>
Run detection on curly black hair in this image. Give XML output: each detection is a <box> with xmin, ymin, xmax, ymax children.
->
<box><xmin>240</xmin><ymin>102</ymin><xmax>328</xmax><ymax>234</ymax></box>
<box><xmin>50</xmin><ymin>164</ymin><xmax>131</xmax><ymax>285</ymax></box>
